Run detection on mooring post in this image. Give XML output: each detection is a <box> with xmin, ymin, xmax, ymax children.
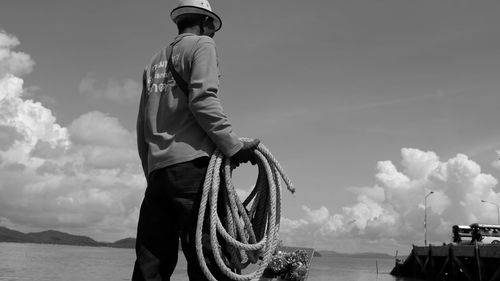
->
<box><xmin>449</xmin><ymin>244</ymin><xmax>457</xmax><ymax>281</ymax></box>
<box><xmin>475</xmin><ymin>243</ymin><xmax>483</xmax><ymax>281</ymax></box>
<box><xmin>411</xmin><ymin>245</ymin><xmax>418</xmax><ymax>277</ymax></box>
<box><xmin>427</xmin><ymin>244</ymin><xmax>434</xmax><ymax>280</ymax></box>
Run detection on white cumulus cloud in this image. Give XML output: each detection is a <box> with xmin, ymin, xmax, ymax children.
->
<box><xmin>0</xmin><ymin>30</ymin><xmax>144</xmax><ymax>241</ymax></box>
<box><xmin>0</xmin><ymin>31</ymin><xmax>34</xmax><ymax>77</ymax></box>
<box><xmin>280</xmin><ymin>148</ymin><xmax>500</xmax><ymax>253</ymax></box>
<box><xmin>491</xmin><ymin>150</ymin><xmax>500</xmax><ymax>170</ymax></box>
<box><xmin>69</xmin><ymin>111</ymin><xmax>134</xmax><ymax>148</ymax></box>
<box><xmin>78</xmin><ymin>72</ymin><xmax>141</xmax><ymax>104</ymax></box>
<box><xmin>0</xmin><ymin>74</ymin><xmax>69</xmax><ymax>164</ymax></box>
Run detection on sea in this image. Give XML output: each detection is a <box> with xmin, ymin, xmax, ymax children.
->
<box><xmin>0</xmin><ymin>243</ymin><xmax>422</xmax><ymax>281</ymax></box>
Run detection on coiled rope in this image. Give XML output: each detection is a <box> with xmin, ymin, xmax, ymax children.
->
<box><xmin>196</xmin><ymin>140</ymin><xmax>295</xmax><ymax>281</ymax></box>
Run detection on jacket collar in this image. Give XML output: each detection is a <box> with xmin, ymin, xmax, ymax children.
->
<box><xmin>173</xmin><ymin>33</ymin><xmax>197</xmax><ymax>45</ymax></box>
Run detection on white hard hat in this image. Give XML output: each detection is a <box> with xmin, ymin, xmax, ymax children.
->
<box><xmin>171</xmin><ymin>0</ymin><xmax>222</xmax><ymax>32</ymax></box>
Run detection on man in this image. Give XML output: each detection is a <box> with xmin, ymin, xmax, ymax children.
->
<box><xmin>132</xmin><ymin>0</ymin><xmax>259</xmax><ymax>280</ymax></box>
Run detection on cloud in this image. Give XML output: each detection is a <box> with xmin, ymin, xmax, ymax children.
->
<box><xmin>0</xmin><ymin>74</ymin><xmax>69</xmax><ymax>165</ymax></box>
<box><xmin>0</xmin><ymin>125</ymin><xmax>23</xmax><ymax>150</ymax></box>
<box><xmin>0</xmin><ymin>31</ymin><xmax>34</xmax><ymax>77</ymax></box>
<box><xmin>492</xmin><ymin>150</ymin><xmax>500</xmax><ymax>170</ymax></box>
<box><xmin>280</xmin><ymin>148</ymin><xmax>499</xmax><ymax>253</ymax></box>
<box><xmin>0</xmin><ymin>31</ymin><xmax>144</xmax><ymax>241</ymax></box>
<box><xmin>0</xmin><ymin>72</ymin><xmax>144</xmax><ymax>240</ymax></box>
<box><xmin>67</xmin><ymin>111</ymin><xmax>138</xmax><ymax>171</ymax></box>
<box><xmin>78</xmin><ymin>72</ymin><xmax>141</xmax><ymax>104</ymax></box>
<box><xmin>69</xmin><ymin>111</ymin><xmax>134</xmax><ymax>148</ymax></box>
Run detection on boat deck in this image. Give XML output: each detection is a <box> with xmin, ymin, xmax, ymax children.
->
<box><xmin>391</xmin><ymin>244</ymin><xmax>500</xmax><ymax>281</ymax></box>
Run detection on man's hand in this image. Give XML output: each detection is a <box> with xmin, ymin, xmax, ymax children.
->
<box><xmin>231</xmin><ymin>139</ymin><xmax>260</xmax><ymax>166</ymax></box>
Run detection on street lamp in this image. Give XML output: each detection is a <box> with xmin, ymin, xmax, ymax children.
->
<box><xmin>481</xmin><ymin>200</ymin><xmax>500</xmax><ymax>225</ymax></box>
<box><xmin>424</xmin><ymin>191</ymin><xmax>434</xmax><ymax>246</ymax></box>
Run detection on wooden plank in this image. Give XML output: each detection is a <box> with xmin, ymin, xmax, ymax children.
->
<box><xmin>449</xmin><ymin>246</ymin><xmax>457</xmax><ymax>281</ymax></box>
<box><xmin>413</xmin><ymin>244</ymin><xmax>500</xmax><ymax>257</ymax></box>
<box><xmin>478</xmin><ymin>245</ymin><xmax>500</xmax><ymax>258</ymax></box>
<box><xmin>475</xmin><ymin>243</ymin><xmax>484</xmax><ymax>281</ymax></box>
<box><xmin>432</xmin><ymin>245</ymin><xmax>451</xmax><ymax>256</ymax></box>
<box><xmin>393</xmin><ymin>244</ymin><xmax>500</xmax><ymax>280</ymax></box>
<box><xmin>453</xmin><ymin>245</ymin><xmax>475</xmax><ymax>257</ymax></box>
<box><xmin>427</xmin><ymin>245</ymin><xmax>436</xmax><ymax>279</ymax></box>
<box><xmin>422</xmin><ymin>246</ymin><xmax>430</xmax><ymax>274</ymax></box>
<box><xmin>414</xmin><ymin>246</ymin><xmax>429</xmax><ymax>256</ymax></box>
<box><xmin>414</xmin><ymin>245</ymin><xmax>450</xmax><ymax>257</ymax></box>
<box><xmin>411</xmin><ymin>246</ymin><xmax>419</xmax><ymax>277</ymax></box>
<box><xmin>259</xmin><ymin>246</ymin><xmax>314</xmax><ymax>281</ymax></box>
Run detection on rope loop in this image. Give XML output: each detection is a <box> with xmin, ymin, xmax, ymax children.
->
<box><xmin>195</xmin><ymin>140</ymin><xmax>294</xmax><ymax>281</ymax></box>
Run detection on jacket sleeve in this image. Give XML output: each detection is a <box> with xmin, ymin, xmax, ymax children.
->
<box><xmin>188</xmin><ymin>37</ymin><xmax>243</xmax><ymax>157</ymax></box>
<box><xmin>136</xmin><ymin>69</ymin><xmax>149</xmax><ymax>177</ymax></box>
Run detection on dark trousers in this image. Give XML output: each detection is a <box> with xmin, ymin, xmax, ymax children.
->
<box><xmin>132</xmin><ymin>157</ymin><xmax>231</xmax><ymax>281</ymax></box>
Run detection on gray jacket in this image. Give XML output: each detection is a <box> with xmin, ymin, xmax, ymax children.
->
<box><xmin>136</xmin><ymin>33</ymin><xmax>242</xmax><ymax>177</ymax></box>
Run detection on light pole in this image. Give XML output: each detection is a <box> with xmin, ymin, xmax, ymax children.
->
<box><xmin>481</xmin><ymin>200</ymin><xmax>500</xmax><ymax>225</ymax></box>
<box><xmin>424</xmin><ymin>191</ymin><xmax>434</xmax><ymax>246</ymax></box>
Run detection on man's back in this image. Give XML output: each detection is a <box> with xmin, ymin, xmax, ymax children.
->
<box><xmin>137</xmin><ymin>33</ymin><xmax>241</xmax><ymax>177</ymax></box>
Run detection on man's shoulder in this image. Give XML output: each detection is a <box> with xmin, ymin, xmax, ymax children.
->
<box><xmin>196</xmin><ymin>35</ymin><xmax>215</xmax><ymax>45</ymax></box>
<box><xmin>179</xmin><ymin>34</ymin><xmax>215</xmax><ymax>47</ymax></box>
<box><xmin>145</xmin><ymin>48</ymin><xmax>165</xmax><ymax>69</ymax></box>
<box><xmin>151</xmin><ymin>48</ymin><xmax>164</xmax><ymax>60</ymax></box>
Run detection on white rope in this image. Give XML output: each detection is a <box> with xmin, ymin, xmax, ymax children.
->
<box><xmin>195</xmin><ymin>140</ymin><xmax>295</xmax><ymax>281</ymax></box>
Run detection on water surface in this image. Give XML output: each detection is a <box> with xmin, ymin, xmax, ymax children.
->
<box><xmin>0</xmin><ymin>243</ymin><xmax>421</xmax><ymax>281</ymax></box>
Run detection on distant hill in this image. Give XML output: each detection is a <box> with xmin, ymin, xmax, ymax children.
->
<box><xmin>107</xmin><ymin>237</ymin><xmax>137</xmax><ymax>248</ymax></box>
<box><xmin>0</xmin><ymin>226</ymin><xmax>135</xmax><ymax>248</ymax></box>
<box><xmin>0</xmin><ymin>226</ymin><xmax>29</xmax><ymax>242</ymax></box>
<box><xmin>1</xmin><ymin>226</ymin><xmax>394</xmax><ymax>258</ymax></box>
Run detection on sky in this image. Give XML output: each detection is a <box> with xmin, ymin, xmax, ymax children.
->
<box><xmin>1</xmin><ymin>0</ymin><xmax>500</xmax><ymax>254</ymax></box>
